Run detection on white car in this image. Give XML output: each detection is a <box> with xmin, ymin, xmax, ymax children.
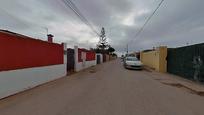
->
<box><xmin>124</xmin><ymin>57</ymin><xmax>143</xmax><ymax>70</ymax></box>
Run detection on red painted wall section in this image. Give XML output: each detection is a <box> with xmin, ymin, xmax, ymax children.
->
<box><xmin>78</xmin><ymin>49</ymin><xmax>83</xmax><ymax>62</ymax></box>
<box><xmin>78</xmin><ymin>48</ymin><xmax>95</xmax><ymax>62</ymax></box>
<box><xmin>0</xmin><ymin>31</ymin><xmax>64</xmax><ymax>71</ymax></box>
<box><xmin>86</xmin><ymin>51</ymin><xmax>95</xmax><ymax>61</ymax></box>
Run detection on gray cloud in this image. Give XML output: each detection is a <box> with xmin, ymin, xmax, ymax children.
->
<box><xmin>1</xmin><ymin>0</ymin><xmax>204</xmax><ymax>55</ymax></box>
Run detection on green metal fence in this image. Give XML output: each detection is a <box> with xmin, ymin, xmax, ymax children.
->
<box><xmin>167</xmin><ymin>43</ymin><xmax>204</xmax><ymax>82</ymax></box>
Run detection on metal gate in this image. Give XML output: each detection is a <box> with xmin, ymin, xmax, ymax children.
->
<box><xmin>67</xmin><ymin>48</ymin><xmax>75</xmax><ymax>72</ymax></box>
<box><xmin>97</xmin><ymin>55</ymin><xmax>101</xmax><ymax>64</ymax></box>
<box><xmin>167</xmin><ymin>43</ymin><xmax>204</xmax><ymax>82</ymax></box>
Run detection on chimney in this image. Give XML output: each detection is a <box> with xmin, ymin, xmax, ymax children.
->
<box><xmin>47</xmin><ymin>34</ymin><xmax>54</xmax><ymax>43</ymax></box>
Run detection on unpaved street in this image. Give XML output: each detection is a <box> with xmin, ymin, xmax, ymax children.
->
<box><xmin>0</xmin><ymin>59</ymin><xmax>204</xmax><ymax>115</ymax></box>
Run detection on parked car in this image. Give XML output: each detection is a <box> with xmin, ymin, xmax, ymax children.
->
<box><xmin>124</xmin><ymin>57</ymin><xmax>143</xmax><ymax>70</ymax></box>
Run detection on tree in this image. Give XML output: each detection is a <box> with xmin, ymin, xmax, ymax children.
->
<box><xmin>112</xmin><ymin>53</ymin><xmax>117</xmax><ymax>57</ymax></box>
<box><xmin>94</xmin><ymin>27</ymin><xmax>116</xmax><ymax>55</ymax></box>
<box><xmin>97</xmin><ymin>27</ymin><xmax>108</xmax><ymax>53</ymax></box>
<box><xmin>107</xmin><ymin>46</ymin><xmax>115</xmax><ymax>54</ymax></box>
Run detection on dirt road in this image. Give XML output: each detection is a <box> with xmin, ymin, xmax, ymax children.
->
<box><xmin>0</xmin><ymin>59</ymin><xmax>204</xmax><ymax>115</ymax></box>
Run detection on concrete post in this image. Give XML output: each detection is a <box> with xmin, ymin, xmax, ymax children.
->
<box><xmin>63</xmin><ymin>43</ymin><xmax>67</xmax><ymax>65</ymax></box>
<box><xmin>74</xmin><ymin>46</ymin><xmax>78</xmax><ymax>72</ymax></box>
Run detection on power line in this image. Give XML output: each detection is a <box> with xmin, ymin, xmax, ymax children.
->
<box><xmin>62</xmin><ymin>0</ymin><xmax>100</xmax><ymax>37</ymax></box>
<box><xmin>129</xmin><ymin>0</ymin><xmax>165</xmax><ymax>44</ymax></box>
<box><xmin>66</xmin><ymin>0</ymin><xmax>100</xmax><ymax>37</ymax></box>
<box><xmin>66</xmin><ymin>0</ymin><xmax>99</xmax><ymax>35</ymax></box>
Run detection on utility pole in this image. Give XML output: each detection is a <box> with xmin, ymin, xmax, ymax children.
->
<box><xmin>126</xmin><ymin>44</ymin><xmax>129</xmax><ymax>55</ymax></box>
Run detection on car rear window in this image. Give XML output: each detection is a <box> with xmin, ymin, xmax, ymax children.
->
<box><xmin>126</xmin><ymin>57</ymin><xmax>138</xmax><ymax>61</ymax></box>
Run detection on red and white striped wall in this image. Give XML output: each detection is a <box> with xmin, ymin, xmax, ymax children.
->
<box><xmin>74</xmin><ymin>46</ymin><xmax>96</xmax><ymax>72</ymax></box>
<box><xmin>0</xmin><ymin>31</ymin><xmax>67</xmax><ymax>99</ymax></box>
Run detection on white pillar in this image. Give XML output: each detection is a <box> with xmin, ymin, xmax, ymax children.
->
<box><xmin>63</xmin><ymin>43</ymin><xmax>67</xmax><ymax>75</ymax></box>
<box><xmin>74</xmin><ymin>46</ymin><xmax>78</xmax><ymax>72</ymax></box>
<box><xmin>63</xmin><ymin>43</ymin><xmax>67</xmax><ymax>65</ymax></box>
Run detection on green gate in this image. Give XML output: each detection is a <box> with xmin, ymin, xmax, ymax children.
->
<box><xmin>167</xmin><ymin>43</ymin><xmax>204</xmax><ymax>82</ymax></box>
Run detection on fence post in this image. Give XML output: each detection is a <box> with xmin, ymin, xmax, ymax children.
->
<box><xmin>74</xmin><ymin>46</ymin><xmax>78</xmax><ymax>72</ymax></box>
<box><xmin>63</xmin><ymin>43</ymin><xmax>67</xmax><ymax>75</ymax></box>
<box><xmin>63</xmin><ymin>43</ymin><xmax>67</xmax><ymax>65</ymax></box>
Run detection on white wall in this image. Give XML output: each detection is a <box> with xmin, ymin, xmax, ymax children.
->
<box><xmin>0</xmin><ymin>43</ymin><xmax>67</xmax><ymax>99</ymax></box>
<box><xmin>85</xmin><ymin>60</ymin><xmax>97</xmax><ymax>68</ymax></box>
<box><xmin>0</xmin><ymin>64</ymin><xmax>66</xmax><ymax>99</ymax></box>
<box><xmin>74</xmin><ymin>46</ymin><xmax>96</xmax><ymax>72</ymax></box>
<box><xmin>75</xmin><ymin>60</ymin><xmax>96</xmax><ymax>72</ymax></box>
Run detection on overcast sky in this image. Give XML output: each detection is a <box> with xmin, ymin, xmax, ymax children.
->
<box><xmin>0</xmin><ymin>0</ymin><xmax>204</xmax><ymax>55</ymax></box>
